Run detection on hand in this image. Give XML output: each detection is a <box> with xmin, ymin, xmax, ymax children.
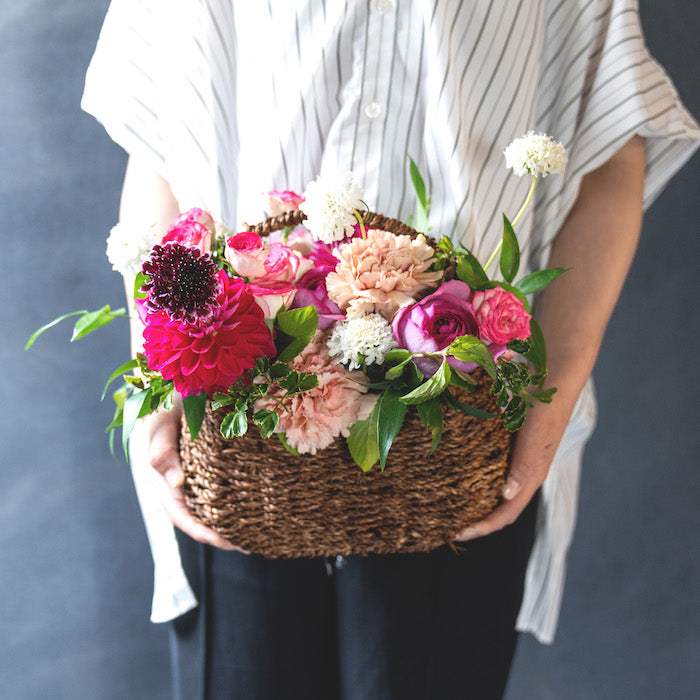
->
<box><xmin>454</xmin><ymin>397</ymin><xmax>570</xmax><ymax>542</ymax></box>
<box><xmin>144</xmin><ymin>406</ymin><xmax>244</xmax><ymax>552</ymax></box>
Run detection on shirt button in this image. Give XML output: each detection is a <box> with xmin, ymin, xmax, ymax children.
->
<box><xmin>374</xmin><ymin>0</ymin><xmax>393</xmax><ymax>13</ymax></box>
<box><xmin>364</xmin><ymin>102</ymin><xmax>383</xmax><ymax>119</ymax></box>
<box><xmin>335</xmin><ymin>555</ymin><xmax>347</xmax><ymax>569</ymax></box>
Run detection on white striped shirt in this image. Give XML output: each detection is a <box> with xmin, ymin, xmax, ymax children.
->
<box><xmin>83</xmin><ymin>0</ymin><xmax>699</xmax><ymax>643</ymax></box>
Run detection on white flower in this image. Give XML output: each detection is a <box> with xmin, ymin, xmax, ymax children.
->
<box><xmin>106</xmin><ymin>222</ymin><xmax>158</xmax><ymax>277</ymax></box>
<box><xmin>326</xmin><ymin>312</ymin><xmax>397</xmax><ymax>369</ymax></box>
<box><xmin>299</xmin><ymin>171</ymin><xmax>364</xmax><ymax>243</ymax></box>
<box><xmin>504</xmin><ymin>132</ymin><xmax>568</xmax><ymax>178</ymax></box>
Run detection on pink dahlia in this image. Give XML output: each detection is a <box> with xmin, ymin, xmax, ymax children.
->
<box><xmin>255</xmin><ymin>332</ymin><xmax>376</xmax><ymax>454</ymax></box>
<box><xmin>325</xmin><ymin>229</ymin><xmax>443</xmax><ymax>319</ymax></box>
<box><xmin>139</xmin><ymin>271</ymin><xmax>276</xmax><ymax>397</ymax></box>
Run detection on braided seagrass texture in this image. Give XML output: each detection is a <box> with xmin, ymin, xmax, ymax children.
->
<box><xmin>179</xmin><ymin>376</ymin><xmax>512</xmax><ymax>558</ymax></box>
<box><xmin>178</xmin><ymin>212</ymin><xmax>510</xmax><ymax>557</ymax></box>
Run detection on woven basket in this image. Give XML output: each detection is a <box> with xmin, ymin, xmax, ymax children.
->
<box><xmin>178</xmin><ymin>211</ymin><xmax>513</xmax><ymax>558</ymax></box>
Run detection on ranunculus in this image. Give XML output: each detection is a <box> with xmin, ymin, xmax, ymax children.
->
<box><xmin>391</xmin><ymin>280</ymin><xmax>481</xmax><ymax>377</ymax></box>
<box><xmin>162</xmin><ymin>208</ymin><xmax>215</xmax><ymax>253</ymax></box>
<box><xmin>472</xmin><ymin>287</ymin><xmax>532</xmax><ymax>345</ymax></box>
<box><xmin>292</xmin><ymin>268</ymin><xmax>344</xmax><ymax>330</ymax></box>
<box><xmin>247</xmin><ymin>282</ymin><xmax>297</xmax><ymax>319</ymax></box>
<box><xmin>266</xmin><ymin>189</ymin><xmax>305</xmax><ymax>216</ymax></box>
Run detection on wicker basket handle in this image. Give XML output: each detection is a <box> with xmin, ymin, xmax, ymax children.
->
<box><xmin>243</xmin><ymin>209</ymin><xmax>421</xmax><ymax>239</ymax></box>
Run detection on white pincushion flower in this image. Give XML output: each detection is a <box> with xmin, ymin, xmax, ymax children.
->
<box><xmin>106</xmin><ymin>222</ymin><xmax>158</xmax><ymax>277</ymax></box>
<box><xmin>327</xmin><ymin>312</ymin><xmax>397</xmax><ymax>370</ymax></box>
<box><xmin>504</xmin><ymin>132</ymin><xmax>568</xmax><ymax>177</ymax></box>
<box><xmin>299</xmin><ymin>171</ymin><xmax>364</xmax><ymax>243</ymax></box>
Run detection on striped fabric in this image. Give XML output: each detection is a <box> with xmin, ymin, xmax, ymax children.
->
<box><xmin>83</xmin><ymin>0</ymin><xmax>698</xmax><ymax>643</ymax></box>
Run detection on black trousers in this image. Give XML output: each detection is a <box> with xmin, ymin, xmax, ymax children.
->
<box><xmin>170</xmin><ymin>495</ymin><xmax>538</xmax><ymax>700</ymax></box>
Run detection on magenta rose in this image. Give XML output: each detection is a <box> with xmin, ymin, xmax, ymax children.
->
<box><xmin>472</xmin><ymin>287</ymin><xmax>532</xmax><ymax>345</ymax></box>
<box><xmin>391</xmin><ymin>280</ymin><xmax>481</xmax><ymax>377</ymax></box>
<box><xmin>292</xmin><ymin>268</ymin><xmax>345</xmax><ymax>330</ymax></box>
<box><xmin>162</xmin><ymin>208</ymin><xmax>215</xmax><ymax>253</ymax></box>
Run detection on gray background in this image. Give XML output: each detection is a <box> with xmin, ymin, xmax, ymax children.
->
<box><xmin>1</xmin><ymin>1</ymin><xmax>697</xmax><ymax>698</ymax></box>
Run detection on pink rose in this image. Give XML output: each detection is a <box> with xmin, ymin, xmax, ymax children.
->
<box><xmin>225</xmin><ymin>232</ymin><xmax>268</xmax><ymax>278</ymax></box>
<box><xmin>292</xmin><ymin>268</ymin><xmax>345</xmax><ymax>330</ymax></box>
<box><xmin>392</xmin><ymin>280</ymin><xmax>482</xmax><ymax>377</ymax></box>
<box><xmin>258</xmin><ymin>244</ymin><xmax>313</xmax><ymax>285</ymax></box>
<box><xmin>266</xmin><ymin>189</ymin><xmax>305</xmax><ymax>216</ymax></box>
<box><xmin>472</xmin><ymin>287</ymin><xmax>532</xmax><ymax>345</ymax></box>
<box><xmin>248</xmin><ymin>282</ymin><xmax>297</xmax><ymax>320</ymax></box>
<box><xmin>162</xmin><ymin>208</ymin><xmax>215</xmax><ymax>253</ymax></box>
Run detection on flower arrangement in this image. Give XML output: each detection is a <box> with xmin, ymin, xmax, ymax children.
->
<box><xmin>28</xmin><ymin>132</ymin><xmax>568</xmax><ymax>474</ymax></box>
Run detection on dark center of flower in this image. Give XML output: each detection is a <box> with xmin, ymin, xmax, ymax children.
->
<box><xmin>141</xmin><ymin>243</ymin><xmax>221</xmax><ymax>324</ymax></box>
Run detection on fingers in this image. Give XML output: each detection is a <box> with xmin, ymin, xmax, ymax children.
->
<box><xmin>143</xmin><ymin>410</ymin><xmax>247</xmax><ymax>553</ymax></box>
<box><xmin>454</xmin><ymin>449</ymin><xmax>548</xmax><ymax>542</ymax></box>
<box><xmin>152</xmin><ymin>475</ymin><xmax>243</xmax><ymax>551</ymax></box>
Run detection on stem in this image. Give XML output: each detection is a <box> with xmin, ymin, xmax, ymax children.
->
<box><xmin>511</xmin><ymin>175</ymin><xmax>537</xmax><ymax>227</ymax></box>
<box><xmin>483</xmin><ymin>176</ymin><xmax>537</xmax><ymax>272</ymax></box>
<box><xmin>354</xmin><ymin>209</ymin><xmax>367</xmax><ymax>240</ymax></box>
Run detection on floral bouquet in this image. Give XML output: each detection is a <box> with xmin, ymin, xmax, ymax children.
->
<box><xmin>29</xmin><ymin>132</ymin><xmax>569</xmax><ymax>556</ymax></box>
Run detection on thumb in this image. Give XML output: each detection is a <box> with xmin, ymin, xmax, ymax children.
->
<box><xmin>147</xmin><ymin>411</ymin><xmax>184</xmax><ymax>488</ymax></box>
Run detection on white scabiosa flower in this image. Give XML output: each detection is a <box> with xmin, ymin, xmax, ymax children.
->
<box><xmin>504</xmin><ymin>132</ymin><xmax>568</xmax><ymax>177</ymax></box>
<box><xmin>326</xmin><ymin>312</ymin><xmax>397</xmax><ymax>370</ymax></box>
<box><xmin>106</xmin><ymin>222</ymin><xmax>158</xmax><ymax>277</ymax></box>
<box><xmin>299</xmin><ymin>171</ymin><xmax>364</xmax><ymax>243</ymax></box>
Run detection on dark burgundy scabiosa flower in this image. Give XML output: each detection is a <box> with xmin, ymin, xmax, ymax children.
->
<box><xmin>141</xmin><ymin>243</ymin><xmax>221</xmax><ymax>325</ymax></box>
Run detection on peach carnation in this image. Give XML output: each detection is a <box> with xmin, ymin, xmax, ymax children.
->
<box><xmin>325</xmin><ymin>229</ymin><xmax>443</xmax><ymax>320</ymax></box>
<box><xmin>255</xmin><ymin>332</ymin><xmax>377</xmax><ymax>454</ymax></box>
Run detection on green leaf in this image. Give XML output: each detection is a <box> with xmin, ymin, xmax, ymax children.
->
<box><xmin>408</xmin><ymin>156</ymin><xmax>429</xmax><ymax>233</ymax></box>
<box><xmin>408</xmin><ymin>156</ymin><xmax>428</xmax><ymax>210</ymax></box>
<box><xmin>269</xmin><ymin>363</ymin><xmax>292</xmax><ymax>380</ymax></box>
<box><xmin>383</xmin><ymin>349</ymin><xmax>412</xmax><ymax>366</ymax></box>
<box><xmin>527</xmin><ymin>387</ymin><xmax>557</xmax><ymax>403</ymax></box>
<box><xmin>443</xmin><ymin>390</ymin><xmax>498</xmax><ymax>420</ymax></box>
<box><xmin>182</xmin><ymin>392</ymin><xmax>207</xmax><ymax>441</ymax></box>
<box><xmin>377</xmin><ymin>389</ymin><xmax>407</xmax><ymax>470</ymax></box>
<box><xmin>416</xmin><ymin>399</ymin><xmax>443</xmax><ymax>455</ymax></box>
<box><xmin>221</xmin><ymin>410</ymin><xmax>248</xmax><ymax>438</ymax></box>
<box><xmin>122</xmin><ymin>388</ymin><xmax>152</xmax><ymax>459</ymax></box>
<box><xmin>71</xmin><ymin>305</ymin><xmax>127</xmax><ymax>342</ymax></box>
<box><xmin>455</xmin><ymin>252</ymin><xmax>491</xmax><ymax>290</ymax></box>
<box><xmin>211</xmin><ymin>392</ymin><xmax>236</xmax><ymax>411</ymax></box>
<box><xmin>385</xmin><ymin>358</ymin><xmax>412</xmax><ymax>380</ymax></box>
<box><xmin>523</xmin><ymin>317</ymin><xmax>546</xmax><ymax>375</ymax></box>
<box><xmin>448</xmin><ymin>370</ymin><xmax>478</xmax><ymax>392</ymax></box>
<box><xmin>276</xmin><ymin>305</ymin><xmax>319</xmax><ymax>338</ymax></box>
<box><xmin>347</xmin><ymin>402</ymin><xmax>380</xmax><ymax>472</ymax></box>
<box><xmin>253</xmin><ymin>409</ymin><xmax>279</xmax><ymax>439</ymax></box>
<box><xmin>515</xmin><ymin>267</ymin><xmax>569</xmax><ymax>295</ymax></box>
<box><xmin>101</xmin><ymin>359</ymin><xmax>139</xmax><ymax>400</ymax></box>
<box><xmin>133</xmin><ymin>271</ymin><xmax>148</xmax><ymax>301</ymax></box>
<box><xmin>400</xmin><ymin>360</ymin><xmax>451</xmax><ymax>405</ymax></box>
<box><xmin>275</xmin><ymin>306</ymin><xmax>319</xmax><ymax>363</ymax></box>
<box><xmin>495</xmin><ymin>281</ymin><xmax>531</xmax><ymax>312</ymax></box>
<box><xmin>295</xmin><ymin>374</ymin><xmax>319</xmax><ymax>393</ymax></box>
<box><xmin>25</xmin><ymin>310</ymin><xmax>88</xmax><ymax>349</ymax></box>
<box><xmin>500</xmin><ymin>214</ymin><xmax>520</xmax><ymax>284</ymax></box>
<box><xmin>448</xmin><ymin>335</ymin><xmax>497</xmax><ymax>379</ymax></box>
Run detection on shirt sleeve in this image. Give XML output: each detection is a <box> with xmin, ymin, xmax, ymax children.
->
<box><xmin>81</xmin><ymin>0</ymin><xmax>167</xmax><ymax>178</ymax></box>
<box><xmin>530</xmin><ymin>0</ymin><xmax>699</xmax><ymax>267</ymax></box>
<box><xmin>81</xmin><ymin>0</ymin><xmax>240</xmax><ymax>221</ymax></box>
